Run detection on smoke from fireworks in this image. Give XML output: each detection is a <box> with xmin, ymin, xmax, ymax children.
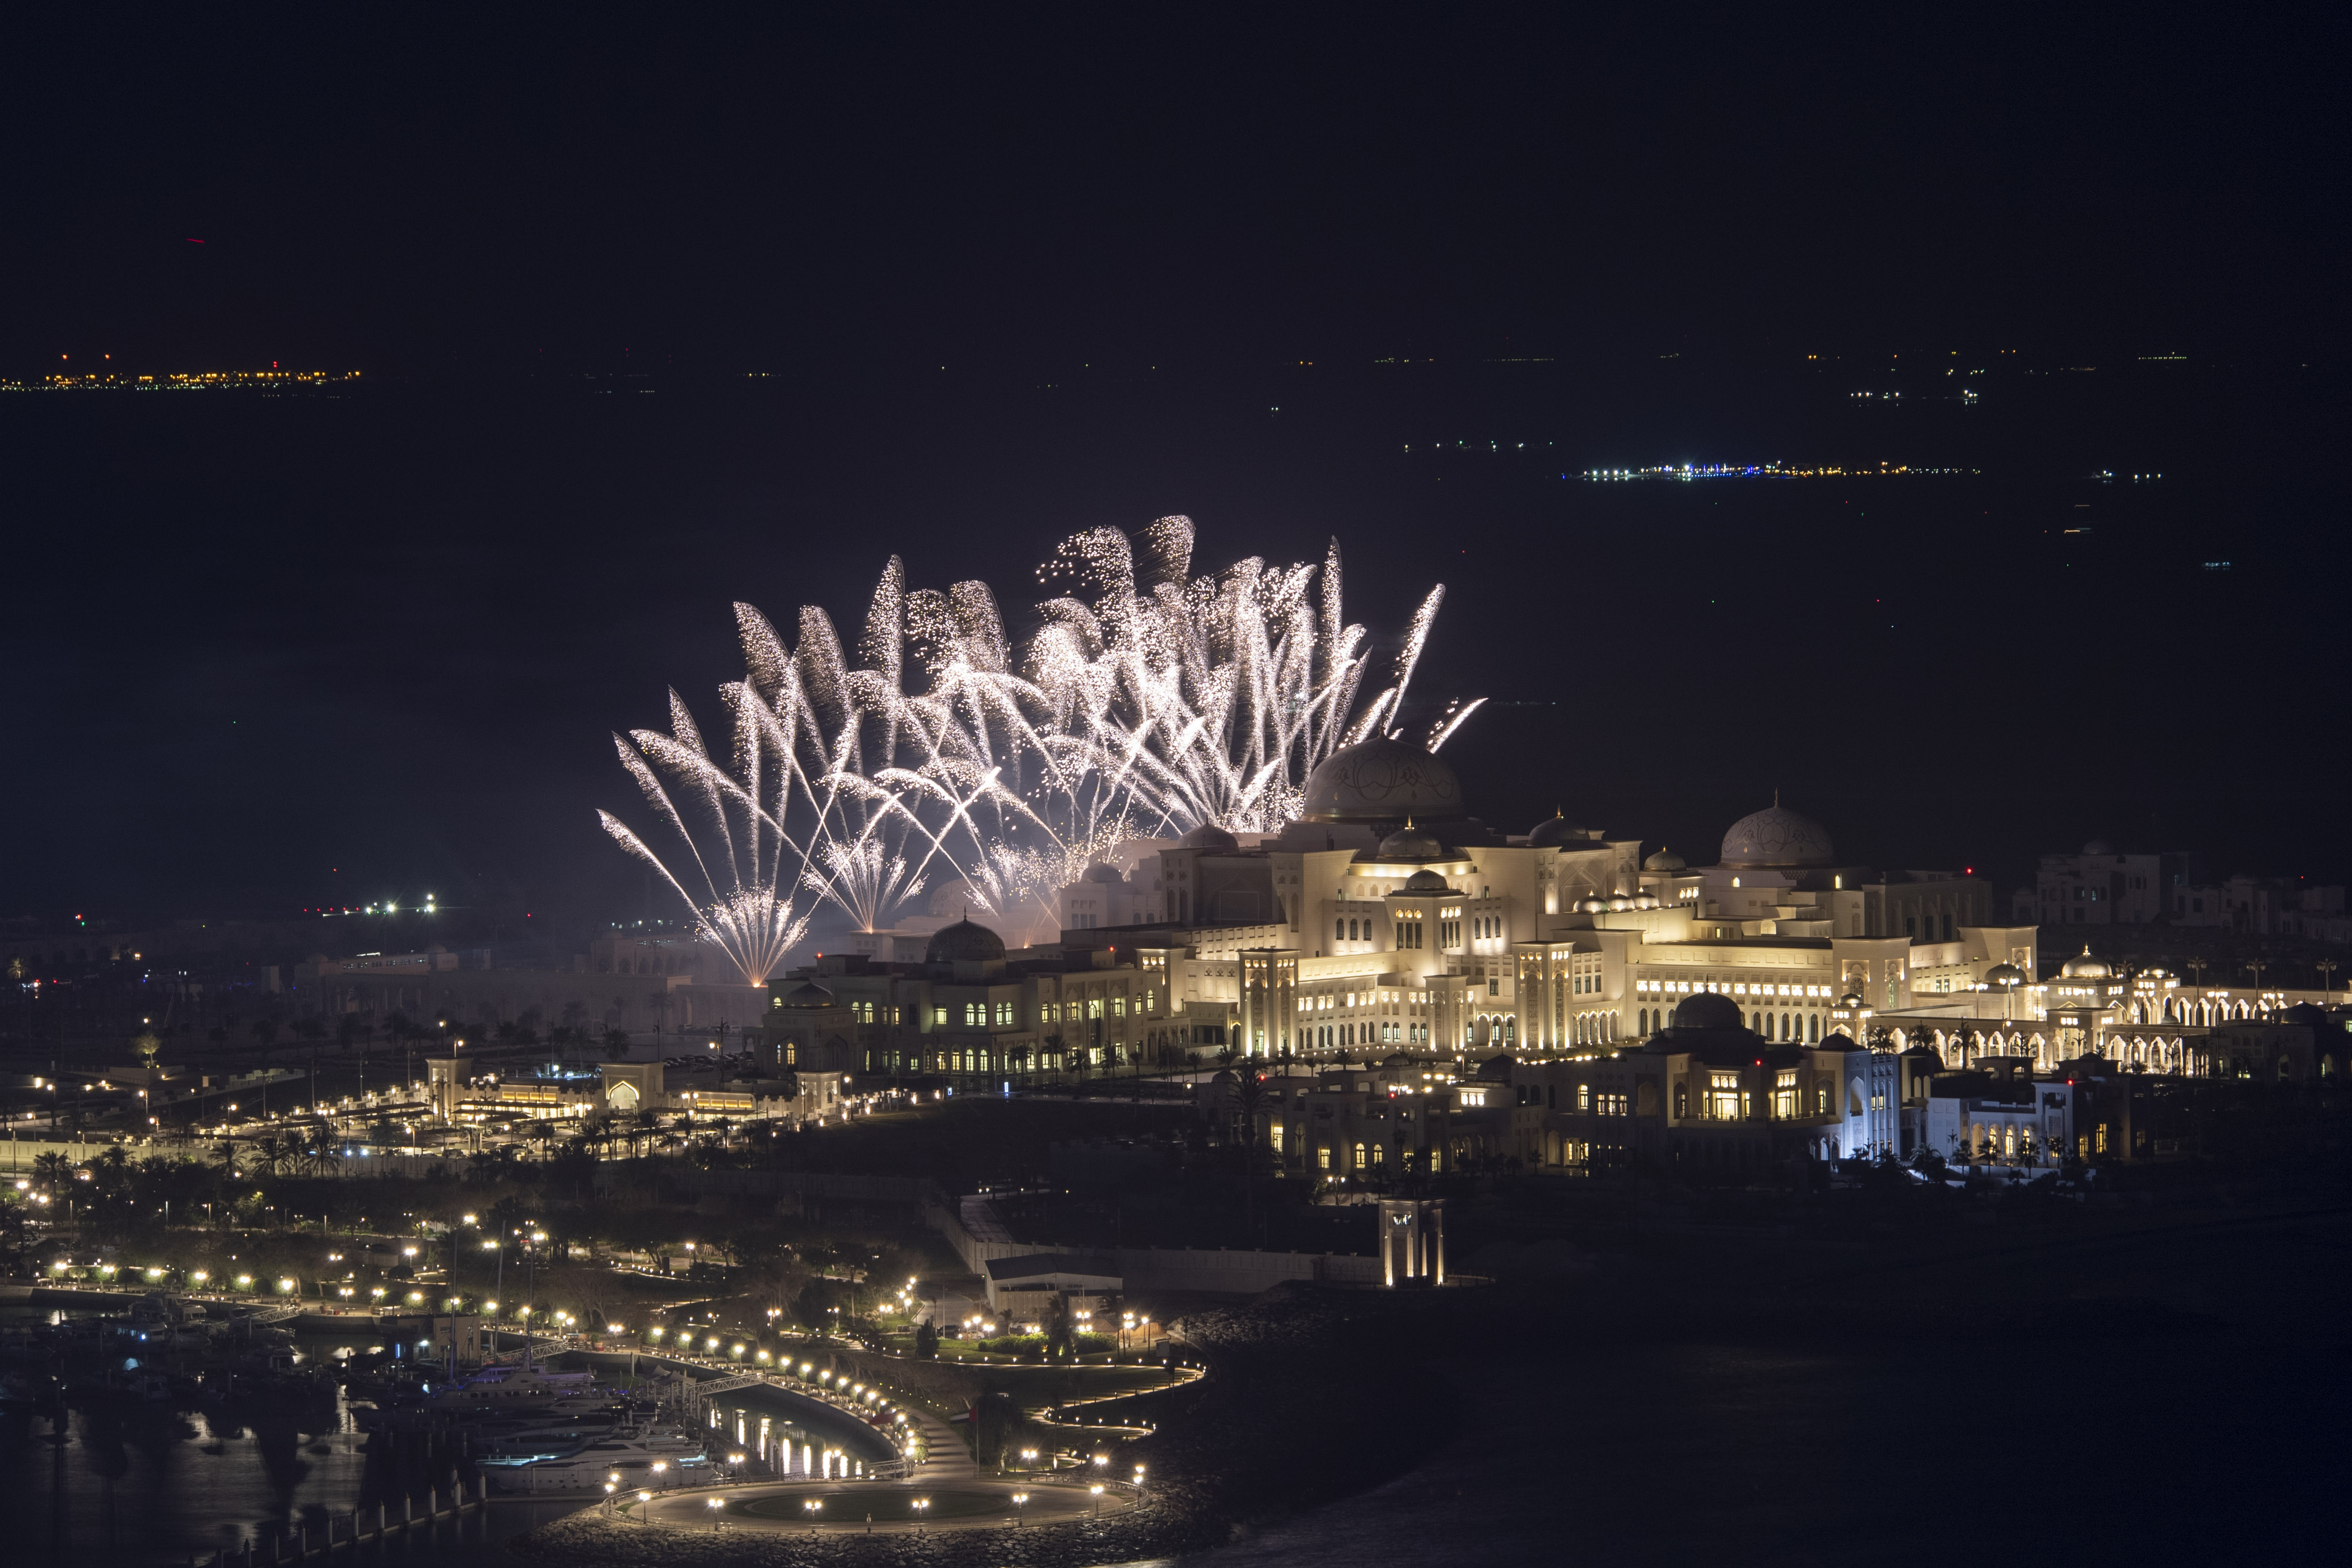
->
<box><xmin>600</xmin><ymin>517</ymin><xmax>1476</xmax><ymax>980</ymax></box>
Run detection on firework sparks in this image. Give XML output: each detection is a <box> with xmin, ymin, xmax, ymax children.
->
<box><xmin>600</xmin><ymin>517</ymin><xmax>1474</xmax><ymax>965</ymax></box>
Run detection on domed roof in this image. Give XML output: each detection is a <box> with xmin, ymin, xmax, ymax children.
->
<box><xmin>1402</xmin><ymin>868</ymin><xmax>1453</xmax><ymax>893</ymax></box>
<box><xmin>1672</xmin><ymin>992</ymin><xmax>1746</xmax><ymax>1032</ymax></box>
<box><xmin>2059</xmin><ymin>946</ymin><xmax>2110</xmax><ymax>979</ymax></box>
<box><xmin>1175</xmin><ymin>823</ymin><xmax>1239</xmax><ymax>851</ymax></box>
<box><xmin>1527</xmin><ymin>813</ymin><xmax>1590</xmax><ymax>848</ymax></box>
<box><xmin>1984</xmin><ymin>963</ymin><xmax>2024</xmax><ymax>987</ymax></box>
<box><xmin>2083</xmin><ymin>838</ymin><xmax>2116</xmax><ymax>857</ymax></box>
<box><xmin>1374</xmin><ymin>822</ymin><xmax>1446</xmax><ymax>861</ymax></box>
<box><xmin>925</xmin><ymin>918</ymin><xmax>1006</xmax><ymax>965</ymax></box>
<box><xmin>781</xmin><ymin>979</ymin><xmax>836</xmax><ymax>1008</ymax></box>
<box><xmin>2280</xmin><ymin>1002</ymin><xmax>2332</xmax><ymax>1030</ymax></box>
<box><xmin>1081</xmin><ymin>862</ymin><xmax>1124</xmax><ymax>883</ymax></box>
<box><xmin>1720</xmin><ymin>802</ymin><xmax>1835</xmax><ymax>867</ymax></box>
<box><xmin>1299</xmin><ymin>737</ymin><xmax>1463</xmax><ymax>823</ymax></box>
<box><xmin>1644</xmin><ymin>846</ymin><xmax>1687</xmax><ymax>872</ymax></box>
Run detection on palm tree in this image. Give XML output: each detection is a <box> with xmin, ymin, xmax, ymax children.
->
<box><xmin>31</xmin><ymin>1151</ymin><xmax>72</xmax><ymax>1197</ymax></box>
<box><xmin>603</xmin><ymin>1026</ymin><xmax>632</xmax><ymax>1061</ymax></box>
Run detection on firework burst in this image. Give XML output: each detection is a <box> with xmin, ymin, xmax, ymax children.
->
<box><xmin>600</xmin><ymin>517</ymin><xmax>1474</xmax><ymax>970</ymax></box>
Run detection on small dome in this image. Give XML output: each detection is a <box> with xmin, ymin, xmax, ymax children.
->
<box><xmin>925</xmin><ymin>918</ymin><xmax>1006</xmax><ymax>965</ymax></box>
<box><xmin>1578</xmin><ymin>898</ymin><xmax>1608</xmax><ymax>914</ymax></box>
<box><xmin>2060</xmin><ymin>946</ymin><xmax>2110</xmax><ymax>979</ymax></box>
<box><xmin>1635</xmin><ymin>894</ymin><xmax>1659</xmax><ymax>909</ymax></box>
<box><xmin>2280</xmin><ymin>1002</ymin><xmax>2331</xmax><ymax>1029</ymax></box>
<box><xmin>1299</xmin><ymin>737</ymin><xmax>1463</xmax><ymax>823</ymax></box>
<box><xmin>1838</xmin><ymin>992</ymin><xmax>1863</xmax><ymax>1009</ymax></box>
<box><xmin>1175</xmin><ymin>823</ymin><xmax>1239</xmax><ymax>851</ymax></box>
<box><xmin>1984</xmin><ymin>963</ymin><xmax>2024</xmax><ymax>987</ymax></box>
<box><xmin>1643</xmin><ymin>846</ymin><xmax>1686</xmax><ymax>872</ymax></box>
<box><xmin>2083</xmin><ymin>838</ymin><xmax>2116</xmax><ymax>857</ymax></box>
<box><xmin>1527</xmin><ymin>814</ymin><xmax>1590</xmax><ymax>848</ymax></box>
<box><xmin>1402</xmin><ymin>868</ymin><xmax>1453</xmax><ymax>893</ymax></box>
<box><xmin>1819</xmin><ymin>1032</ymin><xmax>1864</xmax><ymax>1052</ymax></box>
<box><xmin>1672</xmin><ymin>992</ymin><xmax>1747</xmax><ymax>1032</ymax></box>
<box><xmin>1081</xmin><ymin>862</ymin><xmax>1124</xmax><ymax>884</ymax></box>
<box><xmin>1720</xmin><ymin>804</ymin><xmax>1835</xmax><ymax>868</ymax></box>
<box><xmin>1606</xmin><ymin>895</ymin><xmax>1632</xmax><ymax>912</ymax></box>
<box><xmin>1375</xmin><ymin>822</ymin><xmax>1447</xmax><ymax>861</ymax></box>
<box><xmin>781</xmin><ymin>980</ymin><xmax>836</xmax><ymax>1008</ymax></box>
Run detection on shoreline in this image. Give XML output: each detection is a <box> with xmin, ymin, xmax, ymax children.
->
<box><xmin>513</xmin><ymin>1284</ymin><xmax>1464</xmax><ymax>1565</ymax></box>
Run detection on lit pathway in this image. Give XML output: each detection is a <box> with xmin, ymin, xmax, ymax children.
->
<box><xmin>630</xmin><ymin>1477</ymin><xmax>1129</xmax><ymax>1537</ymax></box>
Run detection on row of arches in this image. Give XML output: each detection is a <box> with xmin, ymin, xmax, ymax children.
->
<box><xmin>1468</xmin><ymin>1013</ymin><xmax>1520</xmax><ymax>1048</ymax></box>
<box><xmin>1631</xmin><ymin>1007</ymin><xmax>1826</xmax><ymax>1043</ymax></box>
<box><xmin>2141</xmin><ymin>996</ymin><xmax>2267</xmax><ymax>1025</ymax></box>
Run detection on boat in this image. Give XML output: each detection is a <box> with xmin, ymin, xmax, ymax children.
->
<box><xmin>486</xmin><ymin>1428</ymin><xmax>712</xmax><ymax>1494</ymax></box>
<box><xmin>428</xmin><ymin>1365</ymin><xmax>596</xmax><ymax>1413</ymax></box>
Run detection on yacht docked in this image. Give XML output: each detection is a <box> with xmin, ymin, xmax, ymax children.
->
<box><xmin>486</xmin><ymin>1427</ymin><xmax>712</xmax><ymax>1494</ymax></box>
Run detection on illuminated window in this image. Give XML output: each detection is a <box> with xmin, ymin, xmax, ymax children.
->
<box><xmin>1317</xmin><ymin>1146</ymin><xmax>1331</xmax><ymax>1170</ymax></box>
<box><xmin>1708</xmin><ymin>1071</ymin><xmax>1741</xmax><ymax>1120</ymax></box>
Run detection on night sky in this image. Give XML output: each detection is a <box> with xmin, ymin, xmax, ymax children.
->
<box><xmin>6</xmin><ymin>10</ymin><xmax>2348</xmax><ymax>930</ymax></box>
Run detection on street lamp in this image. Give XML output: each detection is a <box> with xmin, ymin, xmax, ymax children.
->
<box><xmin>706</xmin><ymin>1498</ymin><xmax>723</xmax><ymax>1530</ymax></box>
<box><xmin>912</xmin><ymin>1498</ymin><xmax>930</xmax><ymax>1534</ymax></box>
<box><xmin>803</xmin><ymin>1499</ymin><xmax>822</xmax><ymax>1532</ymax></box>
<box><xmin>1090</xmin><ymin>1483</ymin><xmax>1105</xmax><ymax>1517</ymax></box>
<box><xmin>1012</xmin><ymin>1492</ymin><xmax>1028</xmax><ymax>1527</ymax></box>
<box><xmin>636</xmin><ymin>1491</ymin><xmax>652</xmax><ymax>1525</ymax></box>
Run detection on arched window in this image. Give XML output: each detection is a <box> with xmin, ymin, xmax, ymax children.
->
<box><xmin>1336</xmin><ymin>918</ymin><xmax>1345</xmax><ymax>941</ymax></box>
<box><xmin>1639</xmin><ymin>1008</ymin><xmax>1649</xmax><ymax>1034</ymax></box>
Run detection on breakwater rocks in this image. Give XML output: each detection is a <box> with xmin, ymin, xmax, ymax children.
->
<box><xmin>516</xmin><ymin>1283</ymin><xmax>1473</xmax><ymax>1566</ymax></box>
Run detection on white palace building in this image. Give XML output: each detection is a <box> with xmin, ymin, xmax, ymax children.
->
<box><xmin>1051</xmin><ymin>736</ymin><xmax>2327</xmax><ymax>1075</ymax></box>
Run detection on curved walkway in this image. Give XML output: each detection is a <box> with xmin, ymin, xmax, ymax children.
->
<box><xmin>631</xmin><ymin>1477</ymin><xmax>1131</xmax><ymax>1537</ymax></box>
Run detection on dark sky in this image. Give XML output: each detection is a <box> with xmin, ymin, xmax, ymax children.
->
<box><xmin>4</xmin><ymin>10</ymin><xmax>2348</xmax><ymax>934</ymax></box>
<box><xmin>8</xmin><ymin>9</ymin><xmax>2345</xmax><ymax>373</ymax></box>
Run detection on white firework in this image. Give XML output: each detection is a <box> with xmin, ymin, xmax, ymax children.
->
<box><xmin>600</xmin><ymin>517</ymin><xmax>1474</xmax><ymax>960</ymax></box>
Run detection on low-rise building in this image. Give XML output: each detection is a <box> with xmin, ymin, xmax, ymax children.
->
<box><xmin>766</xmin><ymin>920</ymin><xmax>1178</xmax><ymax>1077</ymax></box>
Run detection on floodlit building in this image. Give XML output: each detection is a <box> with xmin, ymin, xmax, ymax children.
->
<box><xmin>1054</xmin><ymin>736</ymin><xmax>2031</xmax><ymax>1062</ymax></box>
<box><xmin>766</xmin><ymin>919</ymin><xmax>1179</xmax><ymax>1077</ymax></box>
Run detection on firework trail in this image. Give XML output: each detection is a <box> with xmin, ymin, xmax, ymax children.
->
<box><xmin>601</xmin><ymin>517</ymin><xmax>1474</xmax><ymax>973</ymax></box>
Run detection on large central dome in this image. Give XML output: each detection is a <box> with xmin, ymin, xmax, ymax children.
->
<box><xmin>1720</xmin><ymin>804</ymin><xmax>1835</xmax><ymax>868</ymax></box>
<box><xmin>1299</xmin><ymin>738</ymin><xmax>1463</xmax><ymax>823</ymax></box>
<box><xmin>925</xmin><ymin>918</ymin><xmax>1005</xmax><ymax>965</ymax></box>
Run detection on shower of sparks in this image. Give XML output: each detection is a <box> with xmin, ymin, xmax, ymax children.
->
<box><xmin>600</xmin><ymin>516</ymin><xmax>1473</xmax><ymax>965</ymax></box>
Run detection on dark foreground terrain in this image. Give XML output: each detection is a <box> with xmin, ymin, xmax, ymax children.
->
<box><xmin>520</xmin><ymin>1186</ymin><xmax>2352</xmax><ymax>1567</ymax></box>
